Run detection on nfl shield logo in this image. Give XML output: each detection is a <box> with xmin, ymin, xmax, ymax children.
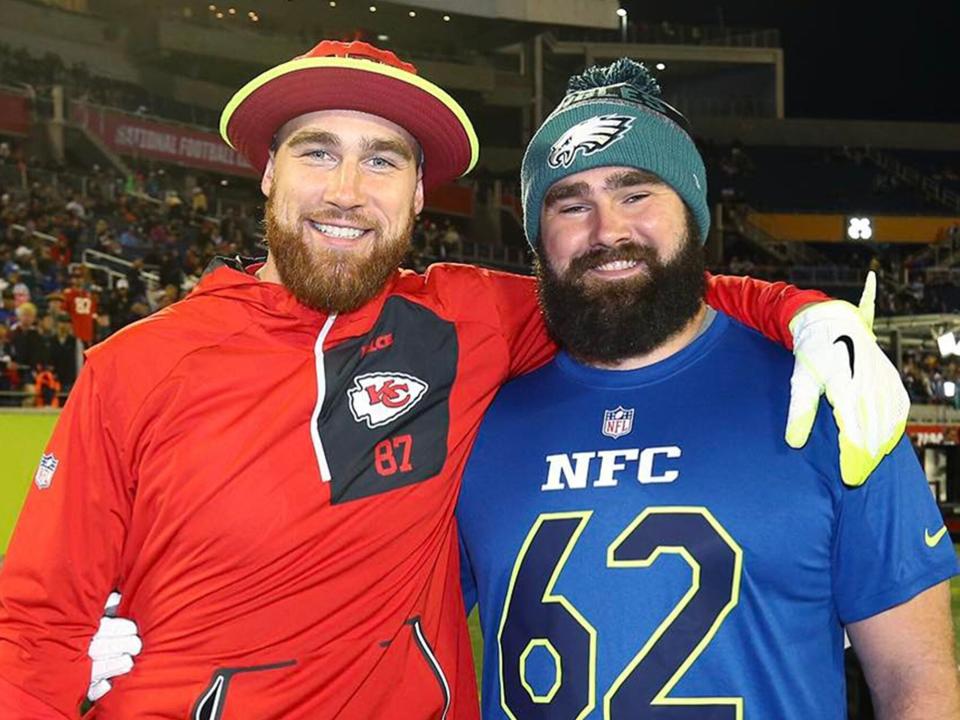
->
<box><xmin>34</xmin><ymin>453</ymin><xmax>58</xmax><ymax>490</ymax></box>
<box><xmin>602</xmin><ymin>407</ymin><xmax>634</xmax><ymax>439</ymax></box>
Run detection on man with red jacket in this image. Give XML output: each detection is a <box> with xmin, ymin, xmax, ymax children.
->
<box><xmin>0</xmin><ymin>41</ymin><xmax>907</xmax><ymax>719</ymax></box>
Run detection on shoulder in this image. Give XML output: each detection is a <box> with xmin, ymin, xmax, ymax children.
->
<box><xmin>394</xmin><ymin>262</ymin><xmax>537</xmax><ymax>322</ymax></box>
<box><xmin>85</xmin><ymin>288</ymin><xmax>250</xmax><ymax>390</ymax></box>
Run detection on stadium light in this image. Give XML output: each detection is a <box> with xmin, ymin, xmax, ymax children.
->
<box><xmin>228</xmin><ymin>7</ymin><xmax>236</xmax><ymax>14</ymax></box>
<box><xmin>846</xmin><ymin>216</ymin><xmax>873</xmax><ymax>241</ymax></box>
<box><xmin>377</xmin><ymin>34</ymin><xmax>389</xmax><ymax>41</ymax></box>
<box><xmin>617</xmin><ymin>8</ymin><xmax>627</xmax><ymax>42</ymax></box>
<box><xmin>215</xmin><ymin>11</ymin><xmax>224</xmax><ymax>18</ymax></box>
<box><xmin>208</xmin><ymin>4</ymin><xmax>216</xmax><ymax>10</ymax></box>
<box><xmin>656</xmin><ymin>62</ymin><xmax>666</xmax><ymax>70</ymax></box>
<box><xmin>443</xmin><ymin>14</ymin><xmax>451</xmax><ymax>21</ymax></box>
<box><xmin>329</xmin><ymin>1</ymin><xmax>336</xmax><ymax>6</ymax></box>
<box><xmin>369</xmin><ymin>5</ymin><xmax>377</xmax><ymax>12</ymax></box>
<box><xmin>946</xmin><ymin>381</ymin><xmax>957</xmax><ymax>399</ymax></box>
<box><xmin>409</xmin><ymin>10</ymin><xmax>416</xmax><ymax>17</ymax></box>
<box><xmin>937</xmin><ymin>331</ymin><xmax>957</xmax><ymax>357</ymax></box>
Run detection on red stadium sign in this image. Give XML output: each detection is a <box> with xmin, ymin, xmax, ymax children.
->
<box><xmin>906</xmin><ymin>423</ymin><xmax>960</xmax><ymax>447</ymax></box>
<box><xmin>71</xmin><ymin>103</ymin><xmax>257</xmax><ymax>178</ymax></box>
<box><xmin>0</xmin><ymin>88</ymin><xmax>32</xmax><ymax>136</ymax></box>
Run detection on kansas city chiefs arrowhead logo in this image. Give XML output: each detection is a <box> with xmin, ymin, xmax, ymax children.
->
<box><xmin>548</xmin><ymin>114</ymin><xmax>635</xmax><ymax>169</ymax></box>
<box><xmin>348</xmin><ymin>372</ymin><xmax>429</xmax><ymax>429</ymax></box>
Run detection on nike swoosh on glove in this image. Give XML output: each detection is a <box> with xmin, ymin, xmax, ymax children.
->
<box><xmin>785</xmin><ymin>271</ymin><xmax>909</xmax><ymax>487</ymax></box>
<box><xmin>87</xmin><ymin>592</ymin><xmax>142</xmax><ymax>702</ymax></box>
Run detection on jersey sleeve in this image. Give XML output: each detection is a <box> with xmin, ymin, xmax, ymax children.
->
<box><xmin>831</xmin><ymin>434</ymin><xmax>959</xmax><ymax>624</ymax></box>
<box><xmin>0</xmin><ymin>362</ymin><xmax>134</xmax><ymax>717</ymax></box>
<box><xmin>704</xmin><ymin>272</ymin><xmax>829</xmax><ymax>349</ymax></box>
<box><xmin>479</xmin><ymin>269</ymin><xmax>558</xmax><ymax>378</ymax></box>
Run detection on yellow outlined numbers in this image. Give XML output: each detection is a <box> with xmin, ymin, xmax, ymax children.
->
<box><xmin>497</xmin><ymin>507</ymin><xmax>743</xmax><ymax>719</ymax></box>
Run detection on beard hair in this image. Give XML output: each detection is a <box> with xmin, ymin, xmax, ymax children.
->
<box><xmin>264</xmin><ymin>192</ymin><xmax>414</xmax><ymax>313</ymax></box>
<box><xmin>535</xmin><ymin>226</ymin><xmax>706</xmax><ymax>365</ymax></box>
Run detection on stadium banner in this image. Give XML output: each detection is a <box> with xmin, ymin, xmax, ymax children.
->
<box><xmin>907</xmin><ymin>423</ymin><xmax>960</xmax><ymax>447</ymax></box>
<box><xmin>71</xmin><ymin>102</ymin><xmax>258</xmax><ymax>178</ymax></box>
<box><xmin>0</xmin><ymin>88</ymin><xmax>32</xmax><ymax>136</ymax></box>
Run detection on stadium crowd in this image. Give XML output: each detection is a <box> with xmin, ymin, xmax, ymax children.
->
<box><xmin>0</xmin><ymin>144</ymin><xmax>482</xmax><ymax>405</ymax></box>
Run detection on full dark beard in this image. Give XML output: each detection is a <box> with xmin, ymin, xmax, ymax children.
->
<box><xmin>264</xmin><ymin>194</ymin><xmax>414</xmax><ymax>313</ymax></box>
<box><xmin>536</xmin><ymin>234</ymin><xmax>706</xmax><ymax>365</ymax></box>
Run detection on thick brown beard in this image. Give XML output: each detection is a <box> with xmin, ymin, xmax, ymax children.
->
<box><xmin>535</xmin><ymin>225</ymin><xmax>706</xmax><ymax>365</ymax></box>
<box><xmin>264</xmin><ymin>193</ymin><xmax>414</xmax><ymax>313</ymax></box>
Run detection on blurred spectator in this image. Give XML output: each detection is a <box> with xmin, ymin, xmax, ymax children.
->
<box><xmin>0</xmin><ymin>291</ymin><xmax>15</xmax><ymax>327</ymax></box>
<box><xmin>47</xmin><ymin>313</ymin><xmax>78</xmax><ymax>391</ymax></box>
<box><xmin>65</xmin><ymin>194</ymin><xmax>86</xmax><ymax>219</ymax></box>
<box><xmin>158</xmin><ymin>252</ymin><xmax>183</xmax><ymax>290</ymax></box>
<box><xmin>155</xmin><ymin>283</ymin><xmax>180</xmax><ymax>311</ymax></box>
<box><xmin>33</xmin><ymin>365</ymin><xmax>61</xmax><ymax>407</ymax></box>
<box><xmin>62</xmin><ymin>268</ymin><xmax>98</xmax><ymax>349</ymax></box>
<box><xmin>440</xmin><ymin>221</ymin><xmax>461</xmax><ymax>259</ymax></box>
<box><xmin>902</xmin><ymin>351</ymin><xmax>960</xmax><ymax>406</ymax></box>
<box><xmin>103</xmin><ymin>277</ymin><xmax>142</xmax><ymax>334</ymax></box>
<box><xmin>191</xmin><ymin>186</ymin><xmax>208</xmax><ymax>216</ymax></box>
<box><xmin>10</xmin><ymin>301</ymin><xmax>48</xmax><ymax>380</ymax></box>
<box><xmin>126</xmin><ymin>258</ymin><xmax>147</xmax><ymax>298</ymax></box>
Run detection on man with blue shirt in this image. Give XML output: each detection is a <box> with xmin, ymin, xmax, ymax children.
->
<box><xmin>457</xmin><ymin>59</ymin><xmax>960</xmax><ymax>719</ymax></box>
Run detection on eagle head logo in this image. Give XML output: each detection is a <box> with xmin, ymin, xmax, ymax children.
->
<box><xmin>547</xmin><ymin>114</ymin><xmax>635</xmax><ymax>169</ymax></box>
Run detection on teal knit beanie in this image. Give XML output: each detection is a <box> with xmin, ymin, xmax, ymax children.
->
<box><xmin>521</xmin><ymin>58</ymin><xmax>709</xmax><ymax>249</ymax></box>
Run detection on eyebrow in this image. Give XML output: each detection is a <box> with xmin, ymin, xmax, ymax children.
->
<box><xmin>544</xmin><ymin>181</ymin><xmax>591</xmax><ymax>209</ymax></box>
<box><xmin>604</xmin><ymin>169</ymin><xmax>666</xmax><ymax>190</ymax></box>
<box><xmin>285</xmin><ymin>130</ymin><xmax>340</xmax><ymax>151</ymax></box>
<box><xmin>361</xmin><ymin>137</ymin><xmax>415</xmax><ymax>163</ymax></box>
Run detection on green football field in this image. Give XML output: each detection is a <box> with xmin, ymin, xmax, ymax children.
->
<box><xmin>467</xmin><ymin>544</ymin><xmax>960</xmax><ymax>695</ymax></box>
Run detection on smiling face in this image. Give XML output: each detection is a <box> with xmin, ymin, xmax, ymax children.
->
<box><xmin>535</xmin><ymin>165</ymin><xmax>705</xmax><ymax>366</ymax></box>
<box><xmin>539</xmin><ymin>165</ymin><xmax>689</xmax><ymax>284</ymax></box>
<box><xmin>260</xmin><ymin>110</ymin><xmax>424</xmax><ymax>312</ymax></box>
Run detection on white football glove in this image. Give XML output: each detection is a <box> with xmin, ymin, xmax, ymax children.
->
<box><xmin>786</xmin><ymin>271</ymin><xmax>909</xmax><ymax>487</ymax></box>
<box><xmin>87</xmin><ymin>592</ymin><xmax>142</xmax><ymax>702</ymax></box>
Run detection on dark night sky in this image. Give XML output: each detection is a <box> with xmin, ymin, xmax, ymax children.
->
<box><xmin>621</xmin><ymin>0</ymin><xmax>960</xmax><ymax>123</ymax></box>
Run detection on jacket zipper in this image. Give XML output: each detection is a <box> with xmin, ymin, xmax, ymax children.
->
<box><xmin>408</xmin><ymin>616</ymin><xmax>452</xmax><ymax>720</ymax></box>
<box><xmin>310</xmin><ymin>313</ymin><xmax>338</xmax><ymax>482</ymax></box>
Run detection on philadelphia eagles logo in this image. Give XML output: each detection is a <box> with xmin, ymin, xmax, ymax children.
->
<box><xmin>547</xmin><ymin>114</ymin><xmax>635</xmax><ymax>169</ymax></box>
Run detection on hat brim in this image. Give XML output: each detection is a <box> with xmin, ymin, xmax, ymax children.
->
<box><xmin>221</xmin><ymin>57</ymin><xmax>479</xmax><ymax>190</ymax></box>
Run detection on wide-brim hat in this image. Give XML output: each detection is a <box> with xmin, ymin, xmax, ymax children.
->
<box><xmin>220</xmin><ymin>40</ymin><xmax>479</xmax><ymax>190</ymax></box>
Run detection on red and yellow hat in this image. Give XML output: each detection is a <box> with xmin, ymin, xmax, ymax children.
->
<box><xmin>220</xmin><ymin>40</ymin><xmax>479</xmax><ymax>190</ymax></box>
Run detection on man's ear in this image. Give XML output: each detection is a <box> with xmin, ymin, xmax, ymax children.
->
<box><xmin>413</xmin><ymin>171</ymin><xmax>424</xmax><ymax>216</ymax></box>
<box><xmin>261</xmin><ymin>153</ymin><xmax>276</xmax><ymax>198</ymax></box>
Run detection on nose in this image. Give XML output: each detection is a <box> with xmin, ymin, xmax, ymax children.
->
<box><xmin>591</xmin><ymin>203</ymin><xmax>631</xmax><ymax>249</ymax></box>
<box><xmin>323</xmin><ymin>160</ymin><xmax>365</xmax><ymax>211</ymax></box>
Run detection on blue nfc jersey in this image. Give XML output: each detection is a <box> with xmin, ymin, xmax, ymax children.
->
<box><xmin>456</xmin><ymin>312</ymin><xmax>958</xmax><ymax>720</ymax></box>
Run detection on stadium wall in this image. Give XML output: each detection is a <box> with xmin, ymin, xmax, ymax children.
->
<box><xmin>0</xmin><ymin>410</ymin><xmax>58</xmax><ymax>553</ymax></box>
<box><xmin>694</xmin><ymin>116</ymin><xmax>960</xmax><ymax>151</ymax></box>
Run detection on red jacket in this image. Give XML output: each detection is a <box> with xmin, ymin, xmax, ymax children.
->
<box><xmin>0</xmin><ymin>262</ymin><xmax>823</xmax><ymax>719</ymax></box>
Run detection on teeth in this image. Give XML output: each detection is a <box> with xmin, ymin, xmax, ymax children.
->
<box><xmin>310</xmin><ymin>222</ymin><xmax>365</xmax><ymax>239</ymax></box>
<box><xmin>594</xmin><ymin>260</ymin><xmax>638</xmax><ymax>272</ymax></box>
